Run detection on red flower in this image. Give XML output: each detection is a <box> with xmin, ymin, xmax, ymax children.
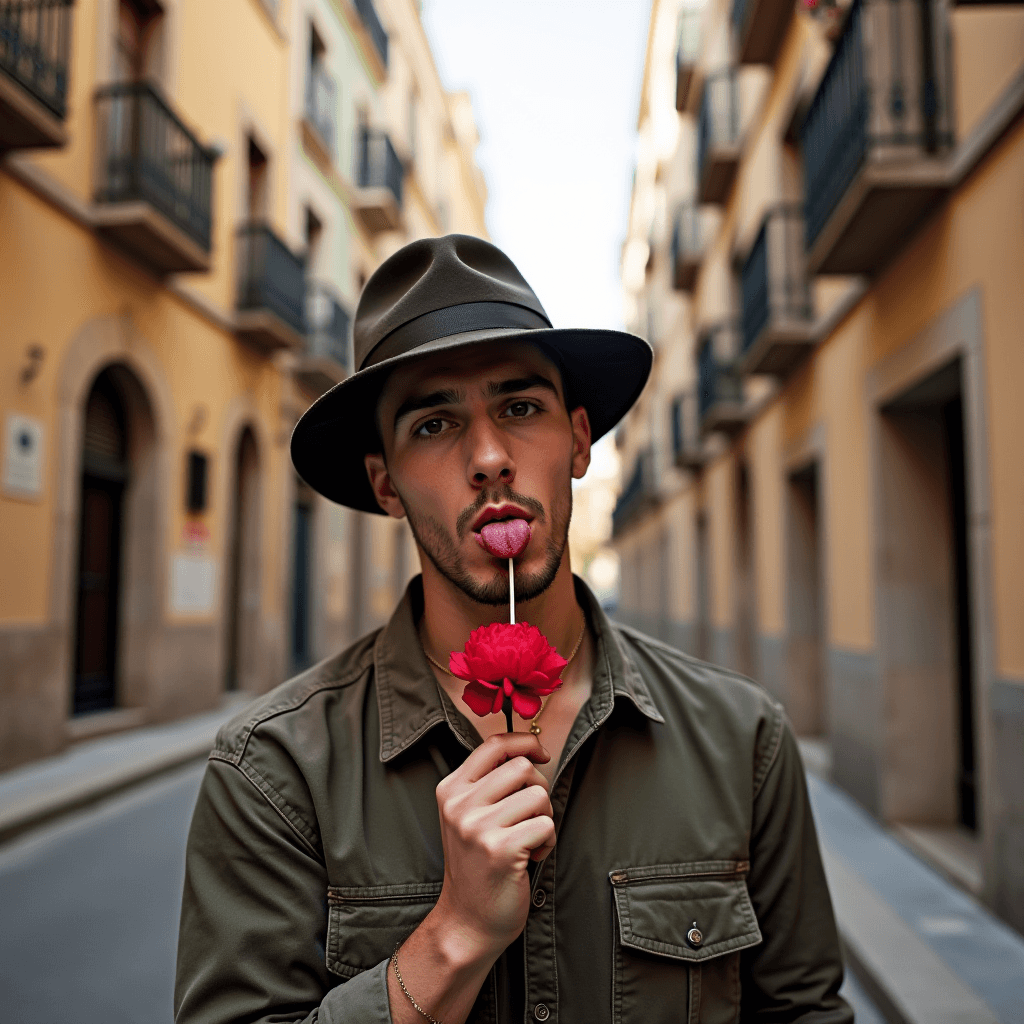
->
<box><xmin>449</xmin><ymin>622</ymin><xmax>566</xmax><ymax>720</ymax></box>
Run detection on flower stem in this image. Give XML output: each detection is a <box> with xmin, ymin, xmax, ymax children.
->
<box><xmin>509</xmin><ymin>557</ymin><xmax>515</xmax><ymax>625</ymax></box>
<box><xmin>502</xmin><ymin>694</ymin><xmax>514</xmax><ymax>733</ymax></box>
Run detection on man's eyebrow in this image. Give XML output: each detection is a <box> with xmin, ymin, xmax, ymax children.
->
<box><xmin>393</xmin><ymin>387</ymin><xmax>464</xmax><ymax>430</ymax></box>
<box><xmin>486</xmin><ymin>374</ymin><xmax>559</xmax><ymax>399</ymax></box>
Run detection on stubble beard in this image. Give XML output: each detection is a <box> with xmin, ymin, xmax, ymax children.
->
<box><xmin>400</xmin><ymin>483</ymin><xmax>573</xmax><ymax>607</ymax></box>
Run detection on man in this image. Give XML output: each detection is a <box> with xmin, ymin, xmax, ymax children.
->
<box><xmin>175</xmin><ymin>235</ymin><xmax>852</xmax><ymax>1023</ymax></box>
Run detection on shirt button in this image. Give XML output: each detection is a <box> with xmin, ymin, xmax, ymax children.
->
<box><xmin>532</xmin><ymin>888</ymin><xmax>547</xmax><ymax>908</ymax></box>
<box><xmin>687</xmin><ymin>924</ymin><xmax>703</xmax><ymax>948</ymax></box>
<box><xmin>533</xmin><ymin>1004</ymin><xmax>550</xmax><ymax>1021</ymax></box>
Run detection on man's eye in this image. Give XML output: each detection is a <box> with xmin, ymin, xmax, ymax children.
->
<box><xmin>504</xmin><ymin>400</ymin><xmax>539</xmax><ymax>418</ymax></box>
<box><xmin>415</xmin><ymin>418</ymin><xmax>449</xmax><ymax>437</ymax></box>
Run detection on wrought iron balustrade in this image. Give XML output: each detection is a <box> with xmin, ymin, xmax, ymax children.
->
<box><xmin>305</xmin><ymin>62</ymin><xmax>336</xmax><ymax>156</ymax></box>
<box><xmin>237</xmin><ymin>222</ymin><xmax>307</xmax><ymax>336</ymax></box>
<box><xmin>95</xmin><ymin>81</ymin><xmax>216</xmax><ymax>249</ymax></box>
<box><xmin>0</xmin><ymin>0</ymin><xmax>72</xmax><ymax>118</ymax></box>
<box><xmin>741</xmin><ymin>205</ymin><xmax>811</xmax><ymax>355</ymax></box>
<box><xmin>357</xmin><ymin>125</ymin><xmax>403</xmax><ymax>205</ymax></box>
<box><xmin>697</xmin><ymin>68</ymin><xmax>739</xmax><ymax>193</ymax></box>
<box><xmin>697</xmin><ymin>326</ymin><xmax>744</xmax><ymax>424</ymax></box>
<box><xmin>305</xmin><ymin>285</ymin><xmax>350</xmax><ymax>372</ymax></box>
<box><xmin>612</xmin><ymin>448</ymin><xmax>656</xmax><ymax>536</ymax></box>
<box><xmin>801</xmin><ymin>0</ymin><xmax>953</xmax><ymax>252</ymax></box>
<box><xmin>353</xmin><ymin>0</ymin><xmax>387</xmax><ymax>67</ymax></box>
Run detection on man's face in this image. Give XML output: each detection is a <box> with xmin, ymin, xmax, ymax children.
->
<box><xmin>366</xmin><ymin>342</ymin><xmax>592</xmax><ymax>606</ymax></box>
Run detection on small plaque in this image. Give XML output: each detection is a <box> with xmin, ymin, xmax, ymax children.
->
<box><xmin>170</xmin><ymin>553</ymin><xmax>217</xmax><ymax>614</ymax></box>
<box><xmin>3</xmin><ymin>414</ymin><xmax>44</xmax><ymax>499</ymax></box>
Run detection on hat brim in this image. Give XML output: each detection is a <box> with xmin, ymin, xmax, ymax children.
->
<box><xmin>290</xmin><ymin>326</ymin><xmax>653</xmax><ymax>513</ymax></box>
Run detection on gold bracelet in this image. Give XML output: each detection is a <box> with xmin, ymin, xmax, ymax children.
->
<box><xmin>392</xmin><ymin>942</ymin><xmax>447</xmax><ymax>1024</ymax></box>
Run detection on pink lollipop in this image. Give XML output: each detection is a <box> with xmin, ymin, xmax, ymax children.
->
<box><xmin>477</xmin><ymin>519</ymin><xmax>532</xmax><ymax>559</ymax></box>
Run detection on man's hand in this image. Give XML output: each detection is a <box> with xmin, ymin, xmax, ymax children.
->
<box><xmin>434</xmin><ymin>732</ymin><xmax>555</xmax><ymax>957</ymax></box>
<box><xmin>387</xmin><ymin>732</ymin><xmax>554</xmax><ymax>1024</ymax></box>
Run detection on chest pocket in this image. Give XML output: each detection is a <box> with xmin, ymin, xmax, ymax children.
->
<box><xmin>326</xmin><ymin>881</ymin><xmax>443</xmax><ymax>980</ymax></box>
<box><xmin>609</xmin><ymin>861</ymin><xmax>762</xmax><ymax>1024</ymax></box>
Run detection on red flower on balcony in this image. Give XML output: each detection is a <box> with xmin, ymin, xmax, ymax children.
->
<box><xmin>450</xmin><ymin>622</ymin><xmax>566</xmax><ymax>720</ymax></box>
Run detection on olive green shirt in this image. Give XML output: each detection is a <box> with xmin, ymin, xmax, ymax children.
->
<box><xmin>175</xmin><ymin>576</ymin><xmax>852</xmax><ymax>1024</ymax></box>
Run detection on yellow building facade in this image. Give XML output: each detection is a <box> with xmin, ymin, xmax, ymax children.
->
<box><xmin>617</xmin><ymin>0</ymin><xmax>1024</xmax><ymax>929</ymax></box>
<box><xmin>0</xmin><ymin>0</ymin><xmax>487</xmax><ymax>771</ymax></box>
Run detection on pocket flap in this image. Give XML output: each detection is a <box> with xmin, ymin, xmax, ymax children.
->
<box><xmin>326</xmin><ymin>881</ymin><xmax>443</xmax><ymax>979</ymax></box>
<box><xmin>609</xmin><ymin>860</ymin><xmax>762</xmax><ymax>963</ymax></box>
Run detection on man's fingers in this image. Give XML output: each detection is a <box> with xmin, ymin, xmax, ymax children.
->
<box><xmin>506</xmin><ymin>815</ymin><xmax>556</xmax><ymax>857</ymax></box>
<box><xmin>470</xmin><ymin>756</ymin><xmax>549</xmax><ymax>806</ymax></box>
<box><xmin>460</xmin><ymin>732</ymin><xmax>550</xmax><ymax>784</ymax></box>
<box><xmin>475</xmin><ymin>784</ymin><xmax>552</xmax><ymax>830</ymax></box>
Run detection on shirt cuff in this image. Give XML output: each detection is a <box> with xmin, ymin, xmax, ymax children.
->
<box><xmin>320</xmin><ymin>958</ymin><xmax>393</xmax><ymax>1024</ymax></box>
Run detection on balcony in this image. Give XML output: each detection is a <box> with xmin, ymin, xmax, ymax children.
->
<box><xmin>732</xmin><ymin>0</ymin><xmax>793</xmax><ymax>65</ymax></box>
<box><xmin>0</xmin><ymin>0</ymin><xmax>73</xmax><ymax>151</ymax></box>
<box><xmin>302</xmin><ymin>62</ymin><xmax>336</xmax><ymax>165</ymax></box>
<box><xmin>672</xmin><ymin>392</ymin><xmax>706</xmax><ymax>470</ymax></box>
<box><xmin>612</xmin><ymin>448</ymin><xmax>658</xmax><ymax>537</ymax></box>
<box><xmin>675</xmin><ymin>8</ymin><xmax>701</xmax><ymax>112</ymax></box>
<box><xmin>235</xmin><ymin>222</ymin><xmax>307</xmax><ymax>352</ymax></box>
<box><xmin>697</xmin><ymin>324</ymin><xmax>746</xmax><ymax>436</ymax></box>
<box><xmin>801</xmin><ymin>0</ymin><xmax>953</xmax><ymax>275</ymax></box>
<box><xmin>93</xmin><ymin>82</ymin><xmax>217</xmax><ymax>274</ymax></box>
<box><xmin>671</xmin><ymin>202</ymin><xmax>704</xmax><ymax>291</ymax></box>
<box><xmin>697</xmin><ymin>69</ymin><xmax>740</xmax><ymax>203</ymax></box>
<box><xmin>353</xmin><ymin>126</ymin><xmax>403</xmax><ymax>234</ymax></box>
<box><xmin>296</xmin><ymin>285</ymin><xmax>350</xmax><ymax>397</ymax></box>
<box><xmin>353</xmin><ymin>0</ymin><xmax>387</xmax><ymax>69</ymax></box>
<box><xmin>738</xmin><ymin>205</ymin><xmax>814</xmax><ymax>376</ymax></box>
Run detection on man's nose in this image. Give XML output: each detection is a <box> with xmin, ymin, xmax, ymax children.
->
<box><xmin>465</xmin><ymin>416</ymin><xmax>515</xmax><ymax>488</ymax></box>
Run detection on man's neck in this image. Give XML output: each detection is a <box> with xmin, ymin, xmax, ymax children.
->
<box><xmin>418</xmin><ymin>552</ymin><xmax>583</xmax><ymax>664</ymax></box>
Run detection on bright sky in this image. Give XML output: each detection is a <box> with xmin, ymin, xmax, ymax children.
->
<box><xmin>420</xmin><ymin>0</ymin><xmax>650</xmax><ymax>338</ymax></box>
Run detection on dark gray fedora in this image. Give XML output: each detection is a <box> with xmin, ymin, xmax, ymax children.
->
<box><xmin>290</xmin><ymin>234</ymin><xmax>652</xmax><ymax>513</ymax></box>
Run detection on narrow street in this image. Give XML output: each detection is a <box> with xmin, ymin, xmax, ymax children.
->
<box><xmin>0</xmin><ymin>757</ymin><xmax>885</xmax><ymax>1024</ymax></box>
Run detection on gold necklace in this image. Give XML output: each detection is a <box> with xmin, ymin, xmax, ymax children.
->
<box><xmin>420</xmin><ymin>616</ymin><xmax>587</xmax><ymax>737</ymax></box>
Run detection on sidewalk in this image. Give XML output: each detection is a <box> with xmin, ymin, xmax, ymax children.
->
<box><xmin>802</xmin><ymin>745</ymin><xmax>1024</xmax><ymax>1024</ymax></box>
<box><xmin>2</xmin><ymin>710</ymin><xmax>1021</xmax><ymax>1022</ymax></box>
<box><xmin>0</xmin><ymin>697</ymin><xmax>250</xmax><ymax>844</ymax></box>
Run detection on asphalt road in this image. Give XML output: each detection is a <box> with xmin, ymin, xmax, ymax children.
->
<box><xmin>0</xmin><ymin>761</ymin><xmax>884</xmax><ymax>1024</ymax></box>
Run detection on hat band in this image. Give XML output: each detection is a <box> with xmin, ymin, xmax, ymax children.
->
<box><xmin>361</xmin><ymin>301</ymin><xmax>552</xmax><ymax>370</ymax></box>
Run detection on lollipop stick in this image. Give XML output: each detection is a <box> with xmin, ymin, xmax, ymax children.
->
<box><xmin>509</xmin><ymin>557</ymin><xmax>515</xmax><ymax>624</ymax></box>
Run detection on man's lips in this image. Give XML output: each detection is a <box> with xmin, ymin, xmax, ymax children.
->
<box><xmin>471</xmin><ymin>504</ymin><xmax>534</xmax><ymax>533</ymax></box>
<box><xmin>470</xmin><ymin>505</ymin><xmax>534</xmax><ymax>559</ymax></box>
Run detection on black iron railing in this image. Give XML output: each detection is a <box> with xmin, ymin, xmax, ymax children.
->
<box><xmin>305</xmin><ymin>62</ymin><xmax>336</xmax><ymax>156</ymax></box>
<box><xmin>354</xmin><ymin>0</ymin><xmax>387</xmax><ymax>67</ymax></box>
<box><xmin>697</xmin><ymin>326</ymin><xmax>743</xmax><ymax>421</ymax></box>
<box><xmin>237</xmin><ymin>222</ymin><xmax>307</xmax><ymax>335</ymax></box>
<box><xmin>95</xmin><ymin>81</ymin><xmax>216</xmax><ymax>249</ymax></box>
<box><xmin>357</xmin><ymin>125</ymin><xmax>403</xmax><ymax>205</ymax></box>
<box><xmin>741</xmin><ymin>205</ymin><xmax>811</xmax><ymax>353</ymax></box>
<box><xmin>305</xmin><ymin>284</ymin><xmax>350</xmax><ymax>372</ymax></box>
<box><xmin>0</xmin><ymin>0</ymin><xmax>73</xmax><ymax>118</ymax></box>
<box><xmin>612</xmin><ymin>448</ymin><xmax>655</xmax><ymax>535</ymax></box>
<box><xmin>801</xmin><ymin>0</ymin><xmax>952</xmax><ymax>250</ymax></box>
<box><xmin>671</xmin><ymin>203</ymin><xmax>702</xmax><ymax>266</ymax></box>
<box><xmin>697</xmin><ymin>68</ymin><xmax>739</xmax><ymax>185</ymax></box>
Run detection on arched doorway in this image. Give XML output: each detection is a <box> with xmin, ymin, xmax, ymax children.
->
<box><xmin>224</xmin><ymin>428</ymin><xmax>261</xmax><ymax>691</ymax></box>
<box><xmin>72</xmin><ymin>368</ymin><xmax>134</xmax><ymax>715</ymax></box>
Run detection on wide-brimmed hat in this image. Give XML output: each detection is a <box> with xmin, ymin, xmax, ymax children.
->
<box><xmin>290</xmin><ymin>234</ymin><xmax>652</xmax><ymax>513</ymax></box>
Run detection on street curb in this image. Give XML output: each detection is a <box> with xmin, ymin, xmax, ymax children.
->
<box><xmin>0</xmin><ymin>736</ymin><xmax>215</xmax><ymax>846</ymax></box>
<box><xmin>823</xmin><ymin>849</ymin><xmax>1000</xmax><ymax>1024</ymax></box>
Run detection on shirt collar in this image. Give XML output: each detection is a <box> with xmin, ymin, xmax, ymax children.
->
<box><xmin>374</xmin><ymin>575</ymin><xmax>664</xmax><ymax>764</ymax></box>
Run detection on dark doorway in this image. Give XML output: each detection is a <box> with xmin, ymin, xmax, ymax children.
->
<box><xmin>73</xmin><ymin>371</ymin><xmax>128</xmax><ymax>715</ymax></box>
<box><xmin>694</xmin><ymin>511</ymin><xmax>710</xmax><ymax>661</ymax></box>
<box><xmin>878</xmin><ymin>358</ymin><xmax>977</xmax><ymax>829</ymax></box>
<box><xmin>786</xmin><ymin>462</ymin><xmax>826</xmax><ymax>734</ymax></box>
<box><xmin>224</xmin><ymin>429</ymin><xmax>260</xmax><ymax>692</ymax></box>
<box><xmin>291</xmin><ymin>482</ymin><xmax>314</xmax><ymax>672</ymax></box>
<box><xmin>735</xmin><ymin>462</ymin><xmax>756</xmax><ymax>678</ymax></box>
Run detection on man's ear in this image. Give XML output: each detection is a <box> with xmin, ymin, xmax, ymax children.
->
<box><xmin>364</xmin><ymin>453</ymin><xmax>407</xmax><ymax>520</ymax></box>
<box><xmin>569</xmin><ymin>406</ymin><xmax>592</xmax><ymax>480</ymax></box>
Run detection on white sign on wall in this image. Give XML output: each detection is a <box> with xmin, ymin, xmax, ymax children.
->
<box><xmin>3</xmin><ymin>414</ymin><xmax>44</xmax><ymax>499</ymax></box>
<box><xmin>169</xmin><ymin>553</ymin><xmax>218</xmax><ymax>615</ymax></box>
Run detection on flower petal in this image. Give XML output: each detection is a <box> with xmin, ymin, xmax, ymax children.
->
<box><xmin>510</xmin><ymin>690</ymin><xmax>542</xmax><ymax>719</ymax></box>
<box><xmin>462</xmin><ymin>680</ymin><xmax>502</xmax><ymax>717</ymax></box>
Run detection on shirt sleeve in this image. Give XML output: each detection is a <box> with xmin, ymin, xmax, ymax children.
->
<box><xmin>739</xmin><ymin>713</ymin><xmax>854</xmax><ymax>1024</ymax></box>
<box><xmin>174</xmin><ymin>756</ymin><xmax>393</xmax><ymax>1024</ymax></box>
